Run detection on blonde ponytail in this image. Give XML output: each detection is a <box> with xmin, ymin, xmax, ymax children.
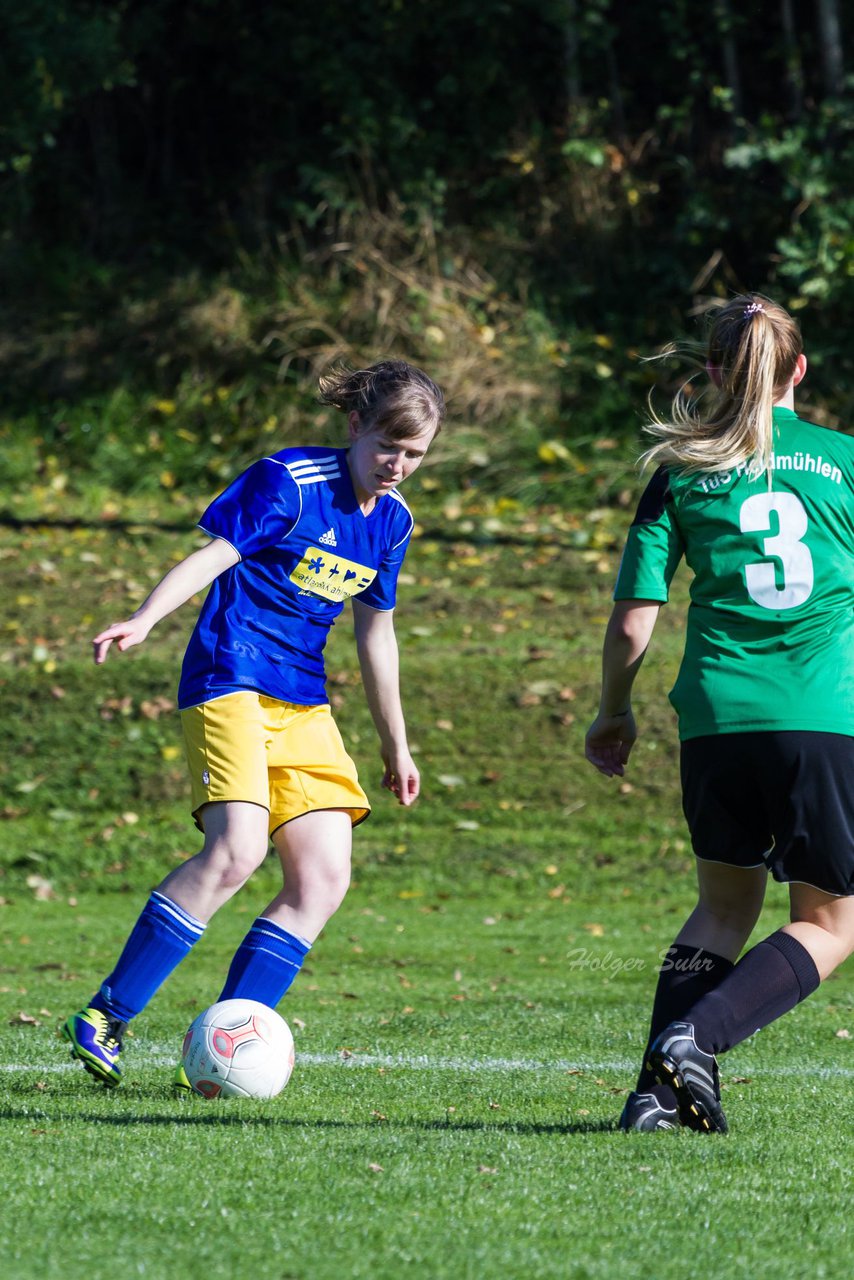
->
<box><xmin>640</xmin><ymin>295</ymin><xmax>802</xmax><ymax>477</ymax></box>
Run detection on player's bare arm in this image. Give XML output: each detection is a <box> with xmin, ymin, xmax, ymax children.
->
<box><xmin>352</xmin><ymin>597</ymin><xmax>420</xmax><ymax>806</ymax></box>
<box><xmin>585</xmin><ymin>600</ymin><xmax>660</xmax><ymax>777</ymax></box>
<box><xmin>93</xmin><ymin>537</ymin><xmax>240</xmax><ymax>664</ymax></box>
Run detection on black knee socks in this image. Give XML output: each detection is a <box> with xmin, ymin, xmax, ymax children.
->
<box><xmin>685</xmin><ymin>930</ymin><xmax>821</xmax><ymax>1056</ymax></box>
<box><xmin>635</xmin><ymin>943</ymin><xmax>735</xmax><ymax>1092</ymax></box>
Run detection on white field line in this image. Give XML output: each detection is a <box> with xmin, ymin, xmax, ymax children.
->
<box><xmin>3</xmin><ymin>1049</ymin><xmax>854</xmax><ymax>1079</ymax></box>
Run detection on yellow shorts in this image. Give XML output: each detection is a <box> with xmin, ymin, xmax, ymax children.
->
<box><xmin>181</xmin><ymin>691</ymin><xmax>370</xmax><ymax>835</ymax></box>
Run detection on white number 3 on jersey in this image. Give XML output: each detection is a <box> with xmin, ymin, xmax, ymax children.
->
<box><xmin>739</xmin><ymin>491</ymin><xmax>815</xmax><ymax>610</ymax></box>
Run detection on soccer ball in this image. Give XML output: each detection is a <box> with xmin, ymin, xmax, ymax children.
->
<box><xmin>182</xmin><ymin>998</ymin><xmax>295</xmax><ymax>1099</ymax></box>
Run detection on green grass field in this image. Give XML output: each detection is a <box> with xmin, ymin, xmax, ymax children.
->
<box><xmin>2</xmin><ymin>507</ymin><xmax>852</xmax><ymax>1279</ymax></box>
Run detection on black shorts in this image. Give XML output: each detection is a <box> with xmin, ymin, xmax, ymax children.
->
<box><xmin>680</xmin><ymin>731</ymin><xmax>854</xmax><ymax>897</ymax></box>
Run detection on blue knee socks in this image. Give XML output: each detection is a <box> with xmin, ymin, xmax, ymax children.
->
<box><xmin>218</xmin><ymin>918</ymin><xmax>311</xmax><ymax>1008</ymax></box>
<box><xmin>91</xmin><ymin>891</ymin><xmax>206</xmax><ymax>1024</ymax></box>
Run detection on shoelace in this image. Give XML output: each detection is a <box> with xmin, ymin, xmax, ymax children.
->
<box><xmin>96</xmin><ymin>1018</ymin><xmax>126</xmax><ymax>1053</ymax></box>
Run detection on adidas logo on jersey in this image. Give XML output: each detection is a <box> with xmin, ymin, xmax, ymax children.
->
<box><xmin>318</xmin><ymin>528</ymin><xmax>338</xmax><ymax>547</ymax></box>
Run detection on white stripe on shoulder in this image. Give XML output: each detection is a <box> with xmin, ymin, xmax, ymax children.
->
<box><xmin>387</xmin><ymin>488</ymin><xmax>412</xmax><ymax>515</ymax></box>
<box><xmin>280</xmin><ymin>454</ymin><xmax>342</xmax><ymax>486</ymax></box>
<box><xmin>387</xmin><ymin>488</ymin><xmax>415</xmax><ymax>551</ymax></box>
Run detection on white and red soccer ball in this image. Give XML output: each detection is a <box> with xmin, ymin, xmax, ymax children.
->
<box><xmin>182</xmin><ymin>998</ymin><xmax>295</xmax><ymax>1099</ymax></box>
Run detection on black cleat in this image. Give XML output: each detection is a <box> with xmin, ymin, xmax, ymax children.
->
<box><xmin>648</xmin><ymin>1021</ymin><xmax>728</xmax><ymax>1133</ymax></box>
<box><xmin>618</xmin><ymin>1088</ymin><xmax>680</xmax><ymax>1132</ymax></box>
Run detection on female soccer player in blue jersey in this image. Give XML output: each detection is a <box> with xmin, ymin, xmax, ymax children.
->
<box><xmin>585</xmin><ymin>295</ymin><xmax>854</xmax><ymax>1133</ymax></box>
<box><xmin>63</xmin><ymin>360</ymin><xmax>445</xmax><ymax>1087</ymax></box>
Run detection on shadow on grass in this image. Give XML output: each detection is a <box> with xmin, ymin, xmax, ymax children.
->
<box><xmin>0</xmin><ymin>1102</ymin><xmax>616</xmax><ymax>1136</ymax></box>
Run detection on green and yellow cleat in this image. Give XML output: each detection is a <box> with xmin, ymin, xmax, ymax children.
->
<box><xmin>173</xmin><ymin>1062</ymin><xmax>193</xmax><ymax>1096</ymax></box>
<box><xmin>62</xmin><ymin>1007</ymin><xmax>126</xmax><ymax>1087</ymax></box>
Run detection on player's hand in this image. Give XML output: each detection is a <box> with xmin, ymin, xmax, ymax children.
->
<box><xmin>584</xmin><ymin>711</ymin><xmax>637</xmax><ymax>778</ymax></box>
<box><xmin>92</xmin><ymin>616</ymin><xmax>151</xmax><ymax>665</ymax></box>
<box><xmin>381</xmin><ymin>748</ymin><xmax>420</xmax><ymax>806</ymax></box>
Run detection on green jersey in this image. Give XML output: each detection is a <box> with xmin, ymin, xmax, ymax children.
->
<box><xmin>615</xmin><ymin>408</ymin><xmax>854</xmax><ymax>740</ymax></box>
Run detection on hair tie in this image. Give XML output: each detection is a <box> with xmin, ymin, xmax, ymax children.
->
<box><xmin>744</xmin><ymin>301</ymin><xmax>765</xmax><ymax>316</ymax></box>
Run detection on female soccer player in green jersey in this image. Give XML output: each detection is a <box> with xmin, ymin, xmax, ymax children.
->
<box><xmin>585</xmin><ymin>295</ymin><xmax>854</xmax><ymax>1133</ymax></box>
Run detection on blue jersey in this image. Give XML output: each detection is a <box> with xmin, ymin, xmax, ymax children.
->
<box><xmin>178</xmin><ymin>447</ymin><xmax>414</xmax><ymax>709</ymax></box>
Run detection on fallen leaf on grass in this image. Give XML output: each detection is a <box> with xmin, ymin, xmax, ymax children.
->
<box><xmin>516</xmin><ymin>691</ymin><xmax>542</xmax><ymax>707</ymax></box>
<box><xmin>26</xmin><ymin>876</ymin><xmax>55</xmax><ymax>901</ymax></box>
<box><xmin>16</xmin><ymin>777</ymin><xmax>46</xmax><ymax>794</ymax></box>
<box><xmin>525</xmin><ymin>646</ymin><xmax>553</xmax><ymax>662</ymax></box>
<box><xmin>367</xmin><ymin>1163</ymin><xmax>384</xmax><ymax>1174</ymax></box>
<box><xmin>10</xmin><ymin>1012</ymin><xmax>39</xmax><ymax>1027</ymax></box>
<box><xmin>139</xmin><ymin>697</ymin><xmax>175</xmax><ymax>720</ymax></box>
<box><xmin>552</xmin><ymin>712</ymin><xmax>576</xmax><ymax>727</ymax></box>
<box><xmin>478</xmin><ymin>1165</ymin><xmax>498</xmax><ymax>1174</ymax></box>
<box><xmin>835</xmin><ymin>1028</ymin><xmax>850</xmax><ymax>1039</ymax></box>
<box><xmin>522</xmin><ymin>679</ymin><xmax>564</xmax><ymax>699</ymax></box>
<box><xmin>99</xmin><ymin>696</ymin><xmax>133</xmax><ymax>720</ymax></box>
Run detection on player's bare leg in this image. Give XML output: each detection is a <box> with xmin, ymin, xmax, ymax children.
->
<box><xmin>650</xmin><ymin>877</ymin><xmax>848</xmax><ymax>1133</ymax></box>
<box><xmin>158</xmin><ymin>801</ymin><xmax>272</xmax><ymax>922</ymax></box>
<box><xmin>185</xmin><ymin>809</ymin><xmax>353</xmax><ymax>1066</ymax></box>
<box><xmin>625</xmin><ymin>861</ymin><xmax>767</xmax><ymax>1130</ymax></box>
<box><xmin>673</xmin><ymin>860</ymin><xmax>768</xmax><ymax>961</ymax></box>
<box><xmin>784</xmin><ymin>883</ymin><xmax>854</xmax><ymax>979</ymax></box>
<box><xmin>264</xmin><ymin>808</ymin><xmax>353</xmax><ymax>941</ymax></box>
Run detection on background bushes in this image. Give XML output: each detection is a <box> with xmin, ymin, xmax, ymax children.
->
<box><xmin>1</xmin><ymin>0</ymin><xmax>851</xmax><ymax>510</ymax></box>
